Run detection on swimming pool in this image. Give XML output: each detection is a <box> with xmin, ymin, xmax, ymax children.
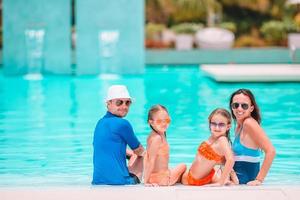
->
<box><xmin>0</xmin><ymin>65</ymin><xmax>300</xmax><ymax>186</ymax></box>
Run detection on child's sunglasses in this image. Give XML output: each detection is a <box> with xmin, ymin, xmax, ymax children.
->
<box><xmin>153</xmin><ymin>118</ymin><xmax>171</xmax><ymax>125</ymax></box>
<box><xmin>210</xmin><ymin>122</ymin><xmax>227</xmax><ymax>129</ymax></box>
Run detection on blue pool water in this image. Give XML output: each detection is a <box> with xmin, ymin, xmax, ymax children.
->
<box><xmin>0</xmin><ymin>65</ymin><xmax>300</xmax><ymax>186</ymax></box>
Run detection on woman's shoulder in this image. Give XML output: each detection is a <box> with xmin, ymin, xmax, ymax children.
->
<box><xmin>243</xmin><ymin>117</ymin><xmax>260</xmax><ymax>128</ymax></box>
<box><xmin>243</xmin><ymin>117</ymin><xmax>263</xmax><ymax>137</ymax></box>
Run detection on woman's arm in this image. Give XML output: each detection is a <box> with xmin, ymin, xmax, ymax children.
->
<box><xmin>244</xmin><ymin>119</ymin><xmax>276</xmax><ymax>186</ymax></box>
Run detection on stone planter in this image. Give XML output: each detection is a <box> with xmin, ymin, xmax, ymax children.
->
<box><xmin>195</xmin><ymin>27</ymin><xmax>234</xmax><ymax>49</ymax></box>
<box><xmin>288</xmin><ymin>33</ymin><xmax>300</xmax><ymax>49</ymax></box>
<box><xmin>175</xmin><ymin>34</ymin><xmax>194</xmax><ymax>50</ymax></box>
<box><xmin>288</xmin><ymin>33</ymin><xmax>300</xmax><ymax>61</ymax></box>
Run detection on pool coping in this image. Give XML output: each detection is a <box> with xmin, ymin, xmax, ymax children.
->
<box><xmin>2</xmin><ymin>185</ymin><xmax>300</xmax><ymax>200</ymax></box>
<box><xmin>200</xmin><ymin>64</ymin><xmax>300</xmax><ymax>82</ymax></box>
<box><xmin>145</xmin><ymin>48</ymin><xmax>297</xmax><ymax>65</ymax></box>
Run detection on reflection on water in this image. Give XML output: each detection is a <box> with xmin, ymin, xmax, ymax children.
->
<box><xmin>98</xmin><ymin>30</ymin><xmax>120</xmax><ymax>74</ymax></box>
<box><xmin>0</xmin><ymin>65</ymin><xmax>300</xmax><ymax>186</ymax></box>
<box><xmin>24</xmin><ymin>27</ymin><xmax>45</xmax><ymax>76</ymax></box>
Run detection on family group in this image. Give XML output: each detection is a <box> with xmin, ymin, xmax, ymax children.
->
<box><xmin>92</xmin><ymin>85</ymin><xmax>276</xmax><ymax>186</ymax></box>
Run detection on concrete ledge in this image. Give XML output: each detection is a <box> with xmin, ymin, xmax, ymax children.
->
<box><xmin>2</xmin><ymin>185</ymin><xmax>300</xmax><ymax>200</ymax></box>
<box><xmin>201</xmin><ymin>64</ymin><xmax>300</xmax><ymax>82</ymax></box>
<box><xmin>145</xmin><ymin>48</ymin><xmax>296</xmax><ymax>65</ymax></box>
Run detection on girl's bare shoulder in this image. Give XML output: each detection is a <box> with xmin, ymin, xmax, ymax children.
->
<box><xmin>147</xmin><ymin>133</ymin><xmax>163</xmax><ymax>146</ymax></box>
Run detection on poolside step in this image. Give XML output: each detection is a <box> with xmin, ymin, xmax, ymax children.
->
<box><xmin>201</xmin><ymin>64</ymin><xmax>300</xmax><ymax>82</ymax></box>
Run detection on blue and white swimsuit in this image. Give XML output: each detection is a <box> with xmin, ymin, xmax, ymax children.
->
<box><xmin>233</xmin><ymin>126</ymin><xmax>260</xmax><ymax>184</ymax></box>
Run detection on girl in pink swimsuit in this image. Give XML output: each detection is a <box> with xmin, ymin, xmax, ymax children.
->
<box><xmin>143</xmin><ymin>105</ymin><xmax>186</xmax><ymax>186</ymax></box>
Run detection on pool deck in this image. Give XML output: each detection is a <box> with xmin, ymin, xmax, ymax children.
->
<box><xmin>2</xmin><ymin>185</ymin><xmax>300</xmax><ymax>200</ymax></box>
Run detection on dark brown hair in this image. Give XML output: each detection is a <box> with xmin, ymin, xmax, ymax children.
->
<box><xmin>229</xmin><ymin>89</ymin><xmax>261</xmax><ymax>124</ymax></box>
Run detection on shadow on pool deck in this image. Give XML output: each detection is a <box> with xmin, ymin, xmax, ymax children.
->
<box><xmin>2</xmin><ymin>185</ymin><xmax>300</xmax><ymax>200</ymax></box>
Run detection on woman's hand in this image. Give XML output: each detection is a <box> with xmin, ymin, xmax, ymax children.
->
<box><xmin>247</xmin><ymin>179</ymin><xmax>262</xmax><ymax>186</ymax></box>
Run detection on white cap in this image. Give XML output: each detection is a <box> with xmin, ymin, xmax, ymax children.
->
<box><xmin>106</xmin><ymin>85</ymin><xmax>131</xmax><ymax>101</ymax></box>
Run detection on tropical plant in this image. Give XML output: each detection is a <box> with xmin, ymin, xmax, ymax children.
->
<box><xmin>145</xmin><ymin>0</ymin><xmax>176</xmax><ymax>25</ymax></box>
<box><xmin>171</xmin><ymin>0</ymin><xmax>222</xmax><ymax>26</ymax></box>
<box><xmin>218</xmin><ymin>22</ymin><xmax>237</xmax><ymax>33</ymax></box>
<box><xmin>220</xmin><ymin>0</ymin><xmax>272</xmax><ymax>14</ymax></box>
<box><xmin>171</xmin><ymin>23</ymin><xmax>203</xmax><ymax>34</ymax></box>
<box><xmin>234</xmin><ymin>35</ymin><xmax>266</xmax><ymax>47</ymax></box>
<box><xmin>145</xmin><ymin>23</ymin><xmax>166</xmax><ymax>40</ymax></box>
<box><xmin>260</xmin><ymin>20</ymin><xmax>287</xmax><ymax>45</ymax></box>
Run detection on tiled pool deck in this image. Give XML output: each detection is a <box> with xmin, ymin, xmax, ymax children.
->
<box><xmin>2</xmin><ymin>185</ymin><xmax>300</xmax><ymax>200</ymax></box>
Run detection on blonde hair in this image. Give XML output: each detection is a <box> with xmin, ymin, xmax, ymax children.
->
<box><xmin>147</xmin><ymin>104</ymin><xmax>169</xmax><ymax>121</ymax></box>
<box><xmin>147</xmin><ymin>104</ymin><xmax>169</xmax><ymax>138</ymax></box>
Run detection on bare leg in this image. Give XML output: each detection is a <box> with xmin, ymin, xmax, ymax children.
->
<box><xmin>169</xmin><ymin>163</ymin><xmax>187</xmax><ymax>186</ymax></box>
<box><xmin>181</xmin><ymin>169</ymin><xmax>189</xmax><ymax>185</ymax></box>
<box><xmin>211</xmin><ymin>166</ymin><xmax>222</xmax><ymax>183</ymax></box>
<box><xmin>128</xmin><ymin>156</ymin><xmax>144</xmax><ymax>181</ymax></box>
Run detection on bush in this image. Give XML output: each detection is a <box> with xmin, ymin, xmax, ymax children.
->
<box><xmin>145</xmin><ymin>23</ymin><xmax>166</xmax><ymax>40</ymax></box>
<box><xmin>218</xmin><ymin>22</ymin><xmax>237</xmax><ymax>33</ymax></box>
<box><xmin>260</xmin><ymin>20</ymin><xmax>286</xmax><ymax>45</ymax></box>
<box><xmin>283</xmin><ymin>19</ymin><xmax>299</xmax><ymax>33</ymax></box>
<box><xmin>171</xmin><ymin>23</ymin><xmax>203</xmax><ymax>34</ymax></box>
<box><xmin>234</xmin><ymin>35</ymin><xmax>266</xmax><ymax>47</ymax></box>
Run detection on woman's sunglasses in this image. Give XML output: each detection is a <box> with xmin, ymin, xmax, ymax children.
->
<box><xmin>231</xmin><ymin>102</ymin><xmax>249</xmax><ymax>110</ymax></box>
<box><xmin>113</xmin><ymin>99</ymin><xmax>132</xmax><ymax>107</ymax></box>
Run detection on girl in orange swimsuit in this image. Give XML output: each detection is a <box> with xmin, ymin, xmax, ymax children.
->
<box><xmin>143</xmin><ymin>105</ymin><xmax>186</xmax><ymax>186</ymax></box>
<box><xmin>181</xmin><ymin>108</ymin><xmax>238</xmax><ymax>186</ymax></box>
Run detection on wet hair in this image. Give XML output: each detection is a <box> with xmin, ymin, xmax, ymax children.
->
<box><xmin>229</xmin><ymin>89</ymin><xmax>261</xmax><ymax>124</ymax></box>
<box><xmin>208</xmin><ymin>108</ymin><xmax>232</xmax><ymax>144</ymax></box>
<box><xmin>147</xmin><ymin>104</ymin><xmax>169</xmax><ymax>137</ymax></box>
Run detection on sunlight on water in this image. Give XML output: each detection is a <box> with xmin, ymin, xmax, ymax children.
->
<box><xmin>98</xmin><ymin>73</ymin><xmax>121</xmax><ymax>80</ymax></box>
<box><xmin>23</xmin><ymin>73</ymin><xmax>44</xmax><ymax>81</ymax></box>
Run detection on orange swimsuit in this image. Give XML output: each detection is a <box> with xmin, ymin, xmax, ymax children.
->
<box><xmin>187</xmin><ymin>142</ymin><xmax>224</xmax><ymax>186</ymax></box>
<box><xmin>198</xmin><ymin>142</ymin><xmax>224</xmax><ymax>163</ymax></box>
<box><xmin>145</xmin><ymin>143</ymin><xmax>170</xmax><ymax>186</ymax></box>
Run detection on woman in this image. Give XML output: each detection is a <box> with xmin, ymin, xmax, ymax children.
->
<box><xmin>229</xmin><ymin>89</ymin><xmax>276</xmax><ymax>186</ymax></box>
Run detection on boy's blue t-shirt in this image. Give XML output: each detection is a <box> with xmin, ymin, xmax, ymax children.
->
<box><xmin>92</xmin><ymin>111</ymin><xmax>140</xmax><ymax>185</ymax></box>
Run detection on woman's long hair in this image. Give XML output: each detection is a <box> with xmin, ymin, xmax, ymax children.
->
<box><xmin>229</xmin><ymin>89</ymin><xmax>261</xmax><ymax>124</ymax></box>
